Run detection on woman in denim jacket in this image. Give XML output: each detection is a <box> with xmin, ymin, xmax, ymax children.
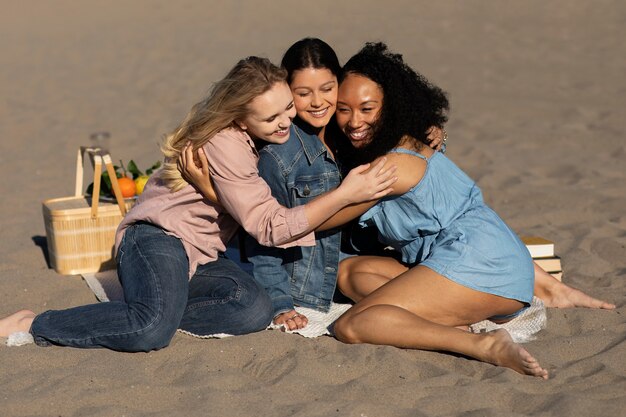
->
<box><xmin>243</xmin><ymin>39</ymin><xmax>446</xmax><ymax>330</ymax></box>
<box><xmin>243</xmin><ymin>39</ymin><xmax>344</xmax><ymax>330</ymax></box>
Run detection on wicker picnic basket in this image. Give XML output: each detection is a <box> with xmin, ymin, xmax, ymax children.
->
<box><xmin>42</xmin><ymin>147</ymin><xmax>134</xmax><ymax>275</ymax></box>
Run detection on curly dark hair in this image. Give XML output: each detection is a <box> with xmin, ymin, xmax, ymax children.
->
<box><xmin>339</xmin><ymin>42</ymin><xmax>449</xmax><ymax>164</ymax></box>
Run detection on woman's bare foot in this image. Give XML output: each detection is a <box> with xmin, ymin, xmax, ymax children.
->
<box><xmin>542</xmin><ymin>281</ymin><xmax>616</xmax><ymax>310</ymax></box>
<box><xmin>533</xmin><ymin>264</ymin><xmax>615</xmax><ymax>310</ymax></box>
<box><xmin>273</xmin><ymin>309</ymin><xmax>309</xmax><ymax>331</ymax></box>
<box><xmin>0</xmin><ymin>310</ymin><xmax>36</xmax><ymax>337</ymax></box>
<box><xmin>480</xmin><ymin>329</ymin><xmax>549</xmax><ymax>379</ymax></box>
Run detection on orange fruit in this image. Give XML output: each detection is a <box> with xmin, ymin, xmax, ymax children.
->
<box><xmin>117</xmin><ymin>177</ymin><xmax>136</xmax><ymax>198</ymax></box>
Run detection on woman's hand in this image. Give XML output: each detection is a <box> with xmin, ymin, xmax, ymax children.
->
<box><xmin>338</xmin><ymin>158</ymin><xmax>398</xmax><ymax>205</ymax></box>
<box><xmin>274</xmin><ymin>309</ymin><xmax>308</xmax><ymax>331</ymax></box>
<box><xmin>426</xmin><ymin>126</ymin><xmax>447</xmax><ymax>151</ymax></box>
<box><xmin>177</xmin><ymin>142</ymin><xmax>220</xmax><ymax>203</ymax></box>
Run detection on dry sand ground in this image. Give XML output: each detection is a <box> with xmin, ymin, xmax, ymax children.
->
<box><xmin>1</xmin><ymin>1</ymin><xmax>625</xmax><ymax>416</ymax></box>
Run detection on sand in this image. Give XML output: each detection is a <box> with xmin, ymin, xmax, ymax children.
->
<box><xmin>1</xmin><ymin>1</ymin><xmax>625</xmax><ymax>416</ymax></box>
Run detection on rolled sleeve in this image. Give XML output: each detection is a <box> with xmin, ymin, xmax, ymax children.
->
<box><xmin>203</xmin><ymin>130</ymin><xmax>314</xmax><ymax>248</ymax></box>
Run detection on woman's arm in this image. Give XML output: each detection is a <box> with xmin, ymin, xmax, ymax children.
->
<box><xmin>318</xmin><ymin>127</ymin><xmax>444</xmax><ymax>231</ymax></box>
<box><xmin>179</xmin><ymin>143</ymin><xmax>385</xmax><ymax>232</ymax></box>
<box><xmin>316</xmin><ymin>200</ymin><xmax>379</xmax><ymax>231</ymax></box>
<box><xmin>180</xmin><ymin>127</ymin><xmax>443</xmax><ymax>216</ymax></box>
<box><xmin>318</xmin><ymin>151</ymin><xmax>426</xmax><ymax>230</ymax></box>
<box><xmin>185</xmin><ymin>131</ymin><xmax>397</xmax><ymax>247</ymax></box>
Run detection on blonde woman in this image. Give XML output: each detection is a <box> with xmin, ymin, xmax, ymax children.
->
<box><xmin>0</xmin><ymin>57</ymin><xmax>396</xmax><ymax>351</ymax></box>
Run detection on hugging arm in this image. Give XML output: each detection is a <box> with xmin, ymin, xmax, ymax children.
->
<box><xmin>180</xmin><ymin>143</ymin><xmax>378</xmax><ymax>233</ymax></box>
<box><xmin>180</xmin><ymin>127</ymin><xmax>442</xmax><ymax>221</ymax></box>
<box><xmin>184</xmin><ymin>135</ymin><xmax>397</xmax><ymax>246</ymax></box>
<box><xmin>318</xmin><ymin>127</ymin><xmax>443</xmax><ymax>231</ymax></box>
<box><xmin>317</xmin><ymin>200</ymin><xmax>380</xmax><ymax>231</ymax></box>
<box><xmin>180</xmin><ymin>141</ymin><xmax>303</xmax><ymax>315</ymax></box>
<box><xmin>426</xmin><ymin>126</ymin><xmax>447</xmax><ymax>152</ymax></box>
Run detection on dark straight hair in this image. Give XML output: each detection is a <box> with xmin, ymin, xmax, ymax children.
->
<box><xmin>281</xmin><ymin>38</ymin><xmax>342</xmax><ymax>83</ymax></box>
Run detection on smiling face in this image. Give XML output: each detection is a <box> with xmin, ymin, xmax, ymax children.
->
<box><xmin>290</xmin><ymin>67</ymin><xmax>338</xmax><ymax>131</ymax></box>
<box><xmin>238</xmin><ymin>81</ymin><xmax>296</xmax><ymax>144</ymax></box>
<box><xmin>335</xmin><ymin>73</ymin><xmax>384</xmax><ymax>148</ymax></box>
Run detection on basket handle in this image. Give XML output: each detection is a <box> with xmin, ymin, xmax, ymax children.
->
<box><xmin>75</xmin><ymin>147</ymin><xmax>128</xmax><ymax>218</ymax></box>
<box><xmin>103</xmin><ymin>154</ymin><xmax>128</xmax><ymax>217</ymax></box>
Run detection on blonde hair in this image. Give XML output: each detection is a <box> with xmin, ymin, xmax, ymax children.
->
<box><xmin>160</xmin><ymin>56</ymin><xmax>288</xmax><ymax>192</ymax></box>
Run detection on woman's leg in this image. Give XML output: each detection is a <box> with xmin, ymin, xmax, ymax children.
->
<box><xmin>532</xmin><ymin>263</ymin><xmax>615</xmax><ymax>309</ymax></box>
<box><xmin>339</xmin><ymin>256</ymin><xmax>615</xmax><ymax>310</ymax></box>
<box><xmin>333</xmin><ymin>264</ymin><xmax>548</xmax><ymax>378</ymax></box>
<box><xmin>337</xmin><ymin>256</ymin><xmax>408</xmax><ymax>302</ymax></box>
<box><xmin>28</xmin><ymin>223</ymin><xmax>190</xmax><ymax>351</ymax></box>
<box><xmin>179</xmin><ymin>255</ymin><xmax>272</xmax><ymax>336</ymax></box>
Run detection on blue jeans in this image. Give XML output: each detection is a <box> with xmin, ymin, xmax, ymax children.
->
<box><xmin>30</xmin><ymin>223</ymin><xmax>272</xmax><ymax>351</ymax></box>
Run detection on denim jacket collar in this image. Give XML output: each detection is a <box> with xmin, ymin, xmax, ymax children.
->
<box><xmin>292</xmin><ymin>123</ymin><xmax>328</xmax><ymax>165</ymax></box>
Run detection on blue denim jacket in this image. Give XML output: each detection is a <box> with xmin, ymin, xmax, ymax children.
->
<box><xmin>244</xmin><ymin>124</ymin><xmax>342</xmax><ymax>316</ymax></box>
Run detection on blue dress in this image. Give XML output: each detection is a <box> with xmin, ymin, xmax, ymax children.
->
<box><xmin>359</xmin><ymin>148</ymin><xmax>534</xmax><ymax>304</ymax></box>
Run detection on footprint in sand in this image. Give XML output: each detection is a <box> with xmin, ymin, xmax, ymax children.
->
<box><xmin>242</xmin><ymin>350</ymin><xmax>297</xmax><ymax>383</ymax></box>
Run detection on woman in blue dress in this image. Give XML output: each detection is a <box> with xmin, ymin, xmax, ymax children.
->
<box><xmin>329</xmin><ymin>42</ymin><xmax>614</xmax><ymax>378</ymax></box>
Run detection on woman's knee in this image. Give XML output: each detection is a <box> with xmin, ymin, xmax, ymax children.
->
<box><xmin>126</xmin><ymin>326</ymin><xmax>176</xmax><ymax>352</ymax></box>
<box><xmin>337</xmin><ymin>258</ymin><xmax>358</xmax><ymax>294</ymax></box>
<box><xmin>332</xmin><ymin>312</ymin><xmax>361</xmax><ymax>345</ymax></box>
<box><xmin>122</xmin><ymin>304</ymin><xmax>182</xmax><ymax>352</ymax></box>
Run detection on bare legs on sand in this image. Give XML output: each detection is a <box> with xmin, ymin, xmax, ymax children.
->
<box><xmin>335</xmin><ymin>257</ymin><xmax>615</xmax><ymax>379</ymax></box>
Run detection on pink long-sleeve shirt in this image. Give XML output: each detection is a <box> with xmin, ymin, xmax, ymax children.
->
<box><xmin>115</xmin><ymin>128</ymin><xmax>315</xmax><ymax>277</ymax></box>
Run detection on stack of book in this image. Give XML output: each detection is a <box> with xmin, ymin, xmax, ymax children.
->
<box><xmin>521</xmin><ymin>236</ymin><xmax>563</xmax><ymax>281</ymax></box>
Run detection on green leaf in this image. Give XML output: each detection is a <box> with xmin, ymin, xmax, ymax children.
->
<box><xmin>127</xmin><ymin>160</ymin><xmax>142</xmax><ymax>179</ymax></box>
<box><xmin>112</xmin><ymin>165</ymin><xmax>124</xmax><ymax>178</ymax></box>
<box><xmin>101</xmin><ymin>171</ymin><xmax>113</xmax><ymax>196</ymax></box>
<box><xmin>86</xmin><ymin>180</ymin><xmax>109</xmax><ymax>197</ymax></box>
<box><xmin>146</xmin><ymin>160</ymin><xmax>162</xmax><ymax>176</ymax></box>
